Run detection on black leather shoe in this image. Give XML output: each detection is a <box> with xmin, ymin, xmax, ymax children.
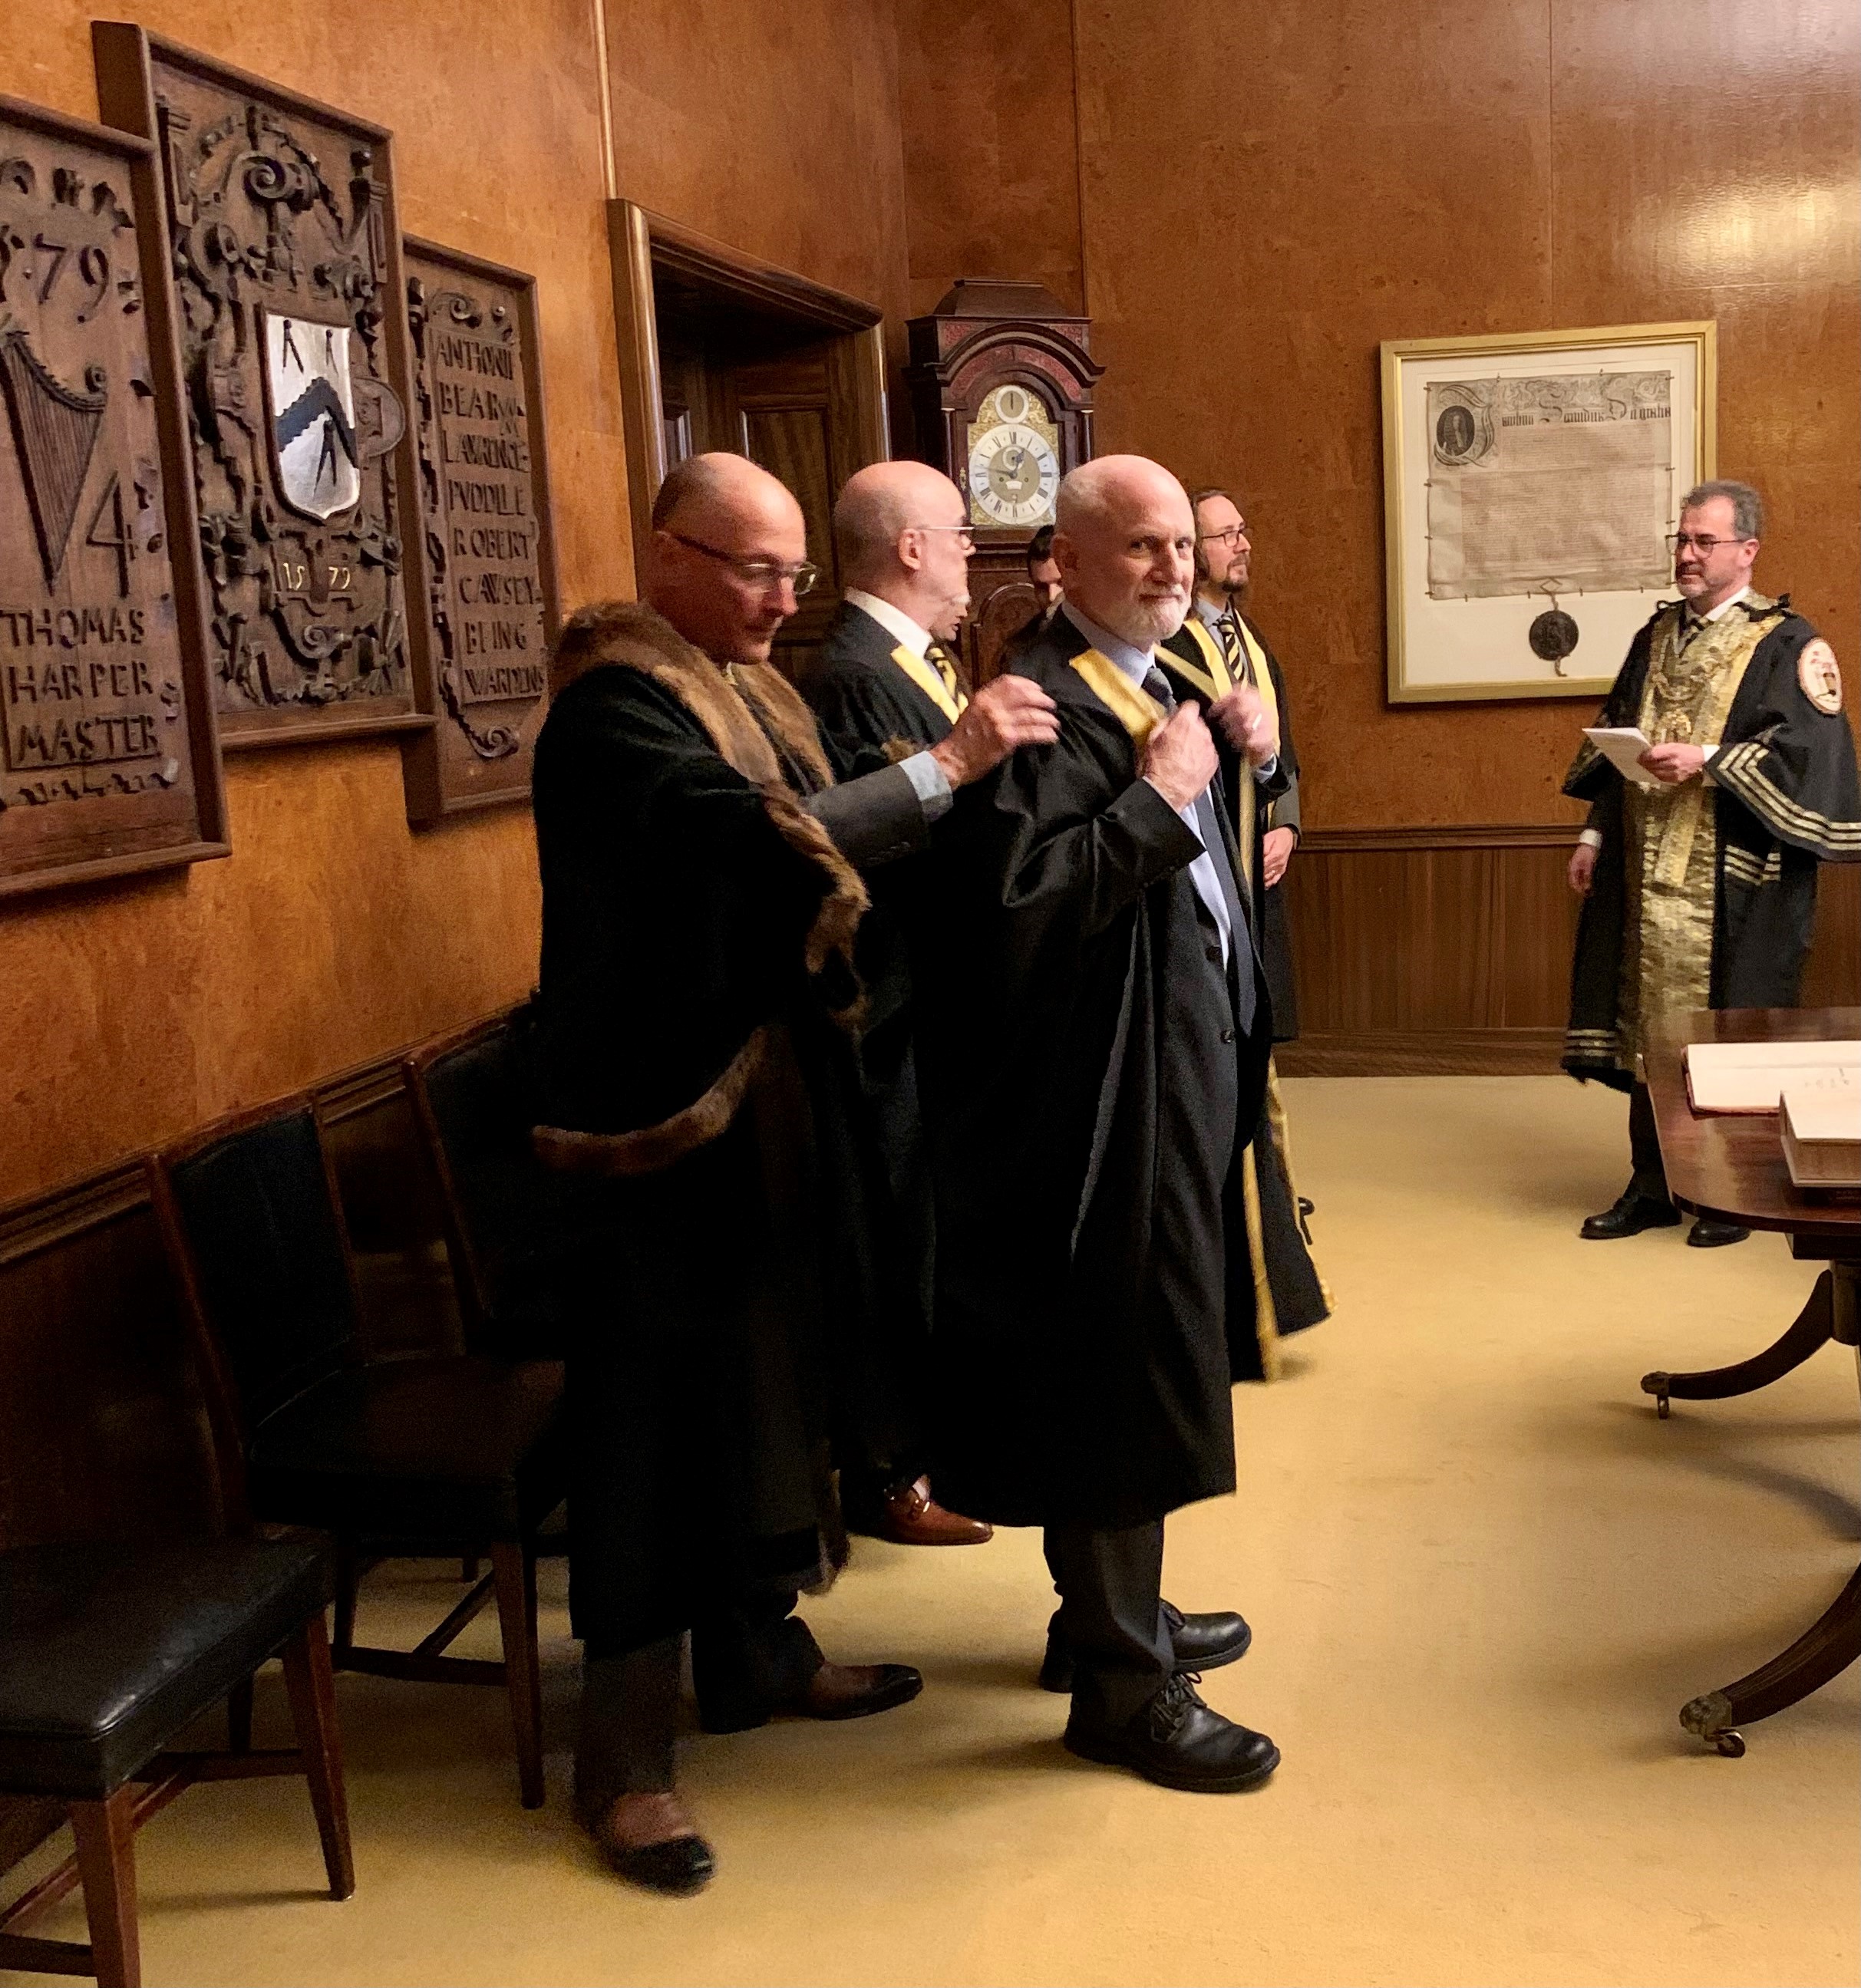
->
<box><xmin>579</xmin><ymin>1792</ymin><xmax>716</xmax><ymax>1897</ymax></box>
<box><xmin>1580</xmin><ymin>1187</ymin><xmax>1682</xmax><ymax>1239</ymax></box>
<box><xmin>1687</xmin><ymin>1218</ymin><xmax>1750</xmax><ymax>1248</ymax></box>
<box><xmin>609</xmin><ymin>1834</ymin><xmax>715</xmax><ymax>1897</ymax></box>
<box><xmin>700</xmin><ymin>1659</ymin><xmax>924</xmax><ymax>1733</ymax></box>
<box><xmin>1064</xmin><ymin>1673</ymin><xmax>1279</xmax><ymax>1792</ymax></box>
<box><xmin>1040</xmin><ymin>1602</ymin><xmax>1252</xmax><ymax>1695</ymax></box>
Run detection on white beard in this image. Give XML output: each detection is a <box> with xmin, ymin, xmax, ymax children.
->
<box><xmin>1104</xmin><ymin>593</ymin><xmax>1188</xmax><ymax>648</ymax></box>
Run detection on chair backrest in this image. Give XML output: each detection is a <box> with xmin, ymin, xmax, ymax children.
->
<box><xmin>153</xmin><ymin>1103</ymin><xmax>361</xmax><ymax>1434</ymax></box>
<box><xmin>404</xmin><ymin>1005</ymin><xmax>583</xmax><ymax>1357</ymax></box>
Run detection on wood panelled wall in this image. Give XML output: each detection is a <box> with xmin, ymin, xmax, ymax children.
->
<box><xmin>0</xmin><ymin>0</ymin><xmax>924</xmax><ymax>1207</ymax></box>
<box><xmin>1278</xmin><ymin>836</ymin><xmax>1861</xmax><ymax>1074</ymax></box>
<box><xmin>0</xmin><ymin>0</ymin><xmax>629</xmax><ymax>1204</ymax></box>
<box><xmin>896</xmin><ymin>0</ymin><xmax>1861</xmax><ymax>1050</ymax></box>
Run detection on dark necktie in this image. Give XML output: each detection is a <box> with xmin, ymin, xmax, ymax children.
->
<box><xmin>1216</xmin><ymin>612</ymin><xmax>1248</xmax><ymax>683</ymax></box>
<box><xmin>1143</xmin><ymin>666</ymin><xmax>1257</xmax><ymax>1033</ymax></box>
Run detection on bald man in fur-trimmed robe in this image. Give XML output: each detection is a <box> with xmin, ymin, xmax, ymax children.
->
<box><xmin>531</xmin><ymin>453</ymin><xmax>1054</xmax><ymax>1894</ymax></box>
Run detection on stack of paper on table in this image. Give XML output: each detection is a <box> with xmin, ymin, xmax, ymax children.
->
<box><xmin>1684</xmin><ymin>1039</ymin><xmax>1861</xmax><ymax>1113</ymax></box>
<box><xmin>1780</xmin><ymin>1070</ymin><xmax>1861</xmax><ymax>1188</ymax></box>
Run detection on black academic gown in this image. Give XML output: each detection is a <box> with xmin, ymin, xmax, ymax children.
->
<box><xmin>1563</xmin><ymin>598</ymin><xmax>1861</xmax><ymax>1090</ymax></box>
<box><xmin>1157</xmin><ymin>617</ymin><xmax>1327</xmax><ymax>1360</ymax></box>
<box><xmin>912</xmin><ymin>614</ymin><xmax>1277</xmax><ymax>1530</ymax></box>
<box><xmin>810</xmin><ymin>600</ymin><xmax>955</xmax><ymax>757</ymax></box>
<box><xmin>803</xmin><ymin>602</ymin><xmax>956</xmax><ymax>1446</ymax></box>
<box><xmin>532</xmin><ymin>605</ymin><xmax>922</xmax><ymax>1650</ymax></box>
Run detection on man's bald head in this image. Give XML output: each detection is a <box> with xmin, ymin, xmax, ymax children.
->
<box><xmin>641</xmin><ymin>452</ymin><xmax>810</xmax><ymax>665</ymax></box>
<box><xmin>833</xmin><ymin>460</ymin><xmax>973</xmax><ymax>641</ymax></box>
<box><xmin>1051</xmin><ymin>456</ymin><xmax>1195</xmax><ymax>649</ymax></box>
<box><xmin>652</xmin><ymin>451</ymin><xmax>802</xmax><ymax>542</ymax></box>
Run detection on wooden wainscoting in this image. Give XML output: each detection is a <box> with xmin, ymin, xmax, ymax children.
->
<box><xmin>1276</xmin><ymin>825</ymin><xmax>1861</xmax><ymax>1076</ymax></box>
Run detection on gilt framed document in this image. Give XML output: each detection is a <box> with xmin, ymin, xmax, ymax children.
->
<box><xmin>93</xmin><ymin>25</ymin><xmax>434</xmax><ymax>750</ymax></box>
<box><xmin>0</xmin><ymin>92</ymin><xmax>226</xmax><ymax>898</ymax></box>
<box><xmin>1381</xmin><ymin>322</ymin><xmax>1715</xmax><ymax>704</ymax></box>
<box><xmin>400</xmin><ymin>239</ymin><xmax>558</xmax><ymax>823</ymax></box>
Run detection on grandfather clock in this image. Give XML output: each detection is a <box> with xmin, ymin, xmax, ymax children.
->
<box><xmin>906</xmin><ymin>280</ymin><xmax>1101</xmax><ymax>682</ymax></box>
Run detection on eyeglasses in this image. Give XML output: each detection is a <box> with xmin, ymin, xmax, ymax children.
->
<box><xmin>906</xmin><ymin>523</ymin><xmax>977</xmax><ymax>549</ymax></box>
<box><xmin>665</xmin><ymin>529</ymin><xmax>819</xmax><ymax>596</ymax></box>
<box><xmin>1197</xmin><ymin>525</ymin><xmax>1250</xmax><ymax>547</ymax></box>
<box><xmin>1666</xmin><ymin>532</ymin><xmax>1753</xmax><ymax>556</ymax></box>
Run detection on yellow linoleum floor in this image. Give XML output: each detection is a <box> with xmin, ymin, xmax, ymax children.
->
<box><xmin>10</xmin><ymin>1076</ymin><xmax>1859</xmax><ymax>1986</ymax></box>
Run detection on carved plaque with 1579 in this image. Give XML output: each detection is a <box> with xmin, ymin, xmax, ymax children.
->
<box><xmin>0</xmin><ymin>92</ymin><xmax>225</xmax><ymax>897</ymax></box>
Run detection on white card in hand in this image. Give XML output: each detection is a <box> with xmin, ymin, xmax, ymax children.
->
<box><xmin>1583</xmin><ymin>726</ymin><xmax>1661</xmax><ymax>787</ymax></box>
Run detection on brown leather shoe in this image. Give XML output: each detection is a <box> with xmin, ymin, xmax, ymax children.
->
<box><xmin>798</xmin><ymin>1660</ymin><xmax>924</xmax><ymax>1719</ymax></box>
<box><xmin>579</xmin><ymin>1791</ymin><xmax>714</xmax><ymax>1896</ymax></box>
<box><xmin>866</xmin><ymin>1475</ymin><xmax>993</xmax><ymax>1546</ymax></box>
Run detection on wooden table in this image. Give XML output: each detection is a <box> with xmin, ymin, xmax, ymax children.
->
<box><xmin>1642</xmin><ymin>1007</ymin><xmax>1861</xmax><ymax>1756</ymax></box>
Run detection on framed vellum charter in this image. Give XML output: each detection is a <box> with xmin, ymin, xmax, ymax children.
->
<box><xmin>1381</xmin><ymin>322</ymin><xmax>1715</xmax><ymax>704</ymax></box>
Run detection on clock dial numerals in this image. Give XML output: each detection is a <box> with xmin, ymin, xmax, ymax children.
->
<box><xmin>966</xmin><ymin>420</ymin><xmax>1061</xmax><ymax>529</ymax></box>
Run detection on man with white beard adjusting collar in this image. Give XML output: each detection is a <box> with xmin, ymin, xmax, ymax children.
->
<box><xmin>911</xmin><ymin>456</ymin><xmax>1290</xmax><ymax>1791</ymax></box>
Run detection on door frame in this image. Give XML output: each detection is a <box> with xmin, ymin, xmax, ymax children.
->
<box><xmin>606</xmin><ymin>202</ymin><xmax>889</xmax><ymax>577</ymax></box>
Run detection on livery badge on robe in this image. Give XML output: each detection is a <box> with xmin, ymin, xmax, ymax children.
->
<box><xmin>262</xmin><ymin>312</ymin><xmax>361</xmax><ymax>520</ymax></box>
<box><xmin>1798</xmin><ymin>638</ymin><xmax>1843</xmax><ymax>716</ymax></box>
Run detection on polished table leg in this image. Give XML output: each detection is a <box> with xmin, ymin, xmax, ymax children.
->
<box><xmin>1677</xmin><ymin>1264</ymin><xmax>1861</xmax><ymax>1754</ymax></box>
<box><xmin>1642</xmin><ymin>1271</ymin><xmax>1833</xmax><ymax>1418</ymax></box>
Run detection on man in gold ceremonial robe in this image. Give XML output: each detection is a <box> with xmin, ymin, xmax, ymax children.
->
<box><xmin>1564</xmin><ymin>480</ymin><xmax>1861</xmax><ymax>1245</ymax></box>
<box><xmin>1157</xmin><ymin>486</ymin><xmax>1328</xmax><ymax>1374</ymax></box>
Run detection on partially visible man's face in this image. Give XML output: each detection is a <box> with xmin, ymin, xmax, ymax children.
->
<box><xmin>1195</xmin><ymin>493</ymin><xmax>1251</xmax><ymax>597</ymax></box>
<box><xmin>1027</xmin><ymin>556</ymin><xmax>1063</xmax><ymax>612</ymax></box>
<box><xmin>900</xmin><ymin>480</ymin><xmax>973</xmax><ymax>642</ymax></box>
<box><xmin>1671</xmin><ymin>494</ymin><xmax>1757</xmax><ymax>610</ymax></box>
<box><xmin>645</xmin><ymin>487</ymin><xmax>808</xmax><ymax>664</ymax></box>
<box><xmin>1056</xmin><ymin>476</ymin><xmax>1195</xmax><ymax>649</ymax></box>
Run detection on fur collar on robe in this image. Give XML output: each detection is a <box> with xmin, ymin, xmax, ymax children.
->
<box><xmin>548</xmin><ymin>598</ymin><xmax>866</xmax><ymax>984</ymax></box>
<box><xmin>533</xmin><ymin>601</ymin><xmax>868</xmax><ymax>1179</ymax></box>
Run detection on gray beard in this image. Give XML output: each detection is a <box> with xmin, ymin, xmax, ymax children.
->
<box><xmin>1110</xmin><ymin>596</ymin><xmax>1187</xmax><ymax>646</ymax></box>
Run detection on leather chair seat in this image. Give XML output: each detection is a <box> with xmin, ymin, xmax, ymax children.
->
<box><xmin>0</xmin><ymin>1539</ymin><xmax>332</xmax><ymax>1800</ymax></box>
<box><xmin>247</xmin><ymin>1356</ymin><xmax>565</xmax><ymax>1543</ymax></box>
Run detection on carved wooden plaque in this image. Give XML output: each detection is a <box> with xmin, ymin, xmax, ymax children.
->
<box><xmin>401</xmin><ymin>239</ymin><xmax>557</xmax><ymax>821</ymax></box>
<box><xmin>93</xmin><ymin>25</ymin><xmax>434</xmax><ymax>750</ymax></box>
<box><xmin>0</xmin><ymin>93</ymin><xmax>224</xmax><ymax>898</ymax></box>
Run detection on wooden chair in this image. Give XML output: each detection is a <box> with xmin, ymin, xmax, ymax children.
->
<box><xmin>147</xmin><ymin>1098</ymin><xmax>566</xmax><ymax>1809</ymax></box>
<box><xmin>402</xmin><ymin>1005</ymin><xmax>589</xmax><ymax>1363</ymax></box>
<box><xmin>0</xmin><ymin>1537</ymin><xmax>351</xmax><ymax>1987</ymax></box>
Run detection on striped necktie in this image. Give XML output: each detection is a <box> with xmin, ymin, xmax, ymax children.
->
<box><xmin>1216</xmin><ymin>612</ymin><xmax>1249</xmax><ymax>682</ymax></box>
<box><xmin>923</xmin><ymin>639</ymin><xmax>964</xmax><ymax>707</ymax></box>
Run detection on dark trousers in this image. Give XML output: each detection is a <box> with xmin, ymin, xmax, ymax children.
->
<box><xmin>575</xmin><ymin>1594</ymin><xmax>823</xmax><ymax>1806</ymax></box>
<box><xmin>1043</xmin><ymin>1519</ymin><xmax>1173</xmax><ymax>1729</ymax></box>
<box><xmin>1628</xmin><ymin>1082</ymin><xmax>1671</xmax><ymax>1202</ymax></box>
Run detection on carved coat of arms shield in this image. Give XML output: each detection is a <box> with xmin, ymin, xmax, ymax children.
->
<box><xmin>262</xmin><ymin>311</ymin><xmax>361</xmax><ymax>521</ymax></box>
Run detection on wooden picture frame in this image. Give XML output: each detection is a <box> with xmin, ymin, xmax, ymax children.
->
<box><xmin>399</xmin><ymin>239</ymin><xmax>559</xmax><ymax>823</ymax></box>
<box><xmin>92</xmin><ymin>24</ymin><xmax>436</xmax><ymax>751</ymax></box>
<box><xmin>1381</xmin><ymin>321</ymin><xmax>1717</xmax><ymax>704</ymax></box>
<box><xmin>0</xmin><ymin>92</ymin><xmax>226</xmax><ymax>898</ymax></box>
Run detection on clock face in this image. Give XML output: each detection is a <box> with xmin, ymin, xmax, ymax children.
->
<box><xmin>965</xmin><ymin>384</ymin><xmax>1062</xmax><ymax>529</ymax></box>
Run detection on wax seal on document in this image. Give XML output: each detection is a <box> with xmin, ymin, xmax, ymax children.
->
<box><xmin>1529</xmin><ymin>608</ymin><xmax>1579</xmax><ymax>664</ymax></box>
